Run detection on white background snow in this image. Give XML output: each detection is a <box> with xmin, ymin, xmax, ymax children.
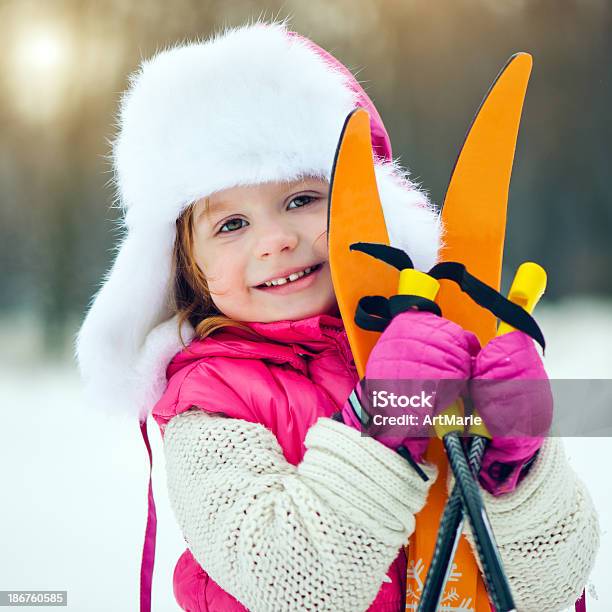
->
<box><xmin>1</xmin><ymin>298</ymin><xmax>610</xmax><ymax>610</ymax></box>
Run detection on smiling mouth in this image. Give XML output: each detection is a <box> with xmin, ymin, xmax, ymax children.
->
<box><xmin>254</xmin><ymin>263</ymin><xmax>324</xmax><ymax>290</ymax></box>
<box><xmin>255</xmin><ymin>263</ymin><xmax>323</xmax><ymax>288</ymax></box>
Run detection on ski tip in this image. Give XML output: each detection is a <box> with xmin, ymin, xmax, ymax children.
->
<box><xmin>339</xmin><ymin>107</ymin><xmax>371</xmax><ymax>139</ymax></box>
<box><xmin>507</xmin><ymin>52</ymin><xmax>533</xmax><ymax>72</ymax></box>
<box><xmin>328</xmin><ymin>107</ymin><xmax>372</xmax><ymax>235</ymax></box>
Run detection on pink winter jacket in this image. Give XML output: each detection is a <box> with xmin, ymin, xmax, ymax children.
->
<box><xmin>152</xmin><ymin>313</ymin><xmax>408</xmax><ymax>612</ymax></box>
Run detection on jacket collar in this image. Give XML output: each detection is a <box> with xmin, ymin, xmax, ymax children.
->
<box><xmin>166</xmin><ymin>313</ymin><xmax>353</xmax><ymax>379</ymax></box>
<box><xmin>245</xmin><ymin>313</ymin><xmax>346</xmax><ymax>350</ymax></box>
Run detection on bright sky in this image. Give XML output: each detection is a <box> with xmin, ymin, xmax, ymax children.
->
<box><xmin>6</xmin><ymin>23</ymin><xmax>73</xmax><ymax>122</ymax></box>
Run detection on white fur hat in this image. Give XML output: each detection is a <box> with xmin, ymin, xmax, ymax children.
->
<box><xmin>75</xmin><ymin>22</ymin><xmax>442</xmax><ymax>421</ymax></box>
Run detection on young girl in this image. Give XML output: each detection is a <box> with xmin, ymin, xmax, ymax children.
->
<box><xmin>76</xmin><ymin>22</ymin><xmax>599</xmax><ymax>611</ymax></box>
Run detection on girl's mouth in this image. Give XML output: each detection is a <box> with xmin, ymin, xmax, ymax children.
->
<box><xmin>254</xmin><ymin>263</ymin><xmax>324</xmax><ymax>295</ymax></box>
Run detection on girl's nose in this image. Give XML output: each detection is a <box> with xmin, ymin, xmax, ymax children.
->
<box><xmin>254</xmin><ymin>222</ymin><xmax>299</xmax><ymax>259</ymax></box>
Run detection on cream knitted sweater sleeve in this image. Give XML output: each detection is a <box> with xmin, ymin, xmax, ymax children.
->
<box><xmin>163</xmin><ymin>410</ymin><xmax>438</xmax><ymax>612</ymax></box>
<box><xmin>458</xmin><ymin>438</ymin><xmax>600</xmax><ymax>612</ymax></box>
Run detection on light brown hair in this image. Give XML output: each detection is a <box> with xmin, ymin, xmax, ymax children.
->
<box><xmin>173</xmin><ymin>200</ymin><xmax>250</xmax><ymax>346</ymax></box>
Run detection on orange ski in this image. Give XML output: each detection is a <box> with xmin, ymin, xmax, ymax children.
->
<box><xmin>438</xmin><ymin>53</ymin><xmax>533</xmax><ymax>343</ymax></box>
<box><xmin>328</xmin><ymin>53</ymin><xmax>532</xmax><ymax>611</ymax></box>
<box><xmin>409</xmin><ymin>53</ymin><xmax>533</xmax><ymax>611</ymax></box>
<box><xmin>328</xmin><ymin>108</ymin><xmax>395</xmax><ymax>378</ymax></box>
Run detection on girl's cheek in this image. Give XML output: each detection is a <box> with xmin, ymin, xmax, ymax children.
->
<box><xmin>312</xmin><ymin>230</ymin><xmax>328</xmax><ymax>258</ymax></box>
<box><xmin>206</xmin><ymin>259</ymin><xmax>242</xmax><ymax>293</ymax></box>
<box><xmin>310</xmin><ymin>212</ymin><xmax>329</xmax><ymax>252</ymax></box>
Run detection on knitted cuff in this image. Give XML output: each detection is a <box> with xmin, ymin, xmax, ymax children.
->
<box><xmin>449</xmin><ymin>438</ymin><xmax>574</xmax><ymax>545</ymax></box>
<box><xmin>299</xmin><ymin>417</ymin><xmax>437</xmax><ymax>542</ymax></box>
<box><xmin>455</xmin><ymin>438</ymin><xmax>600</xmax><ymax>610</ymax></box>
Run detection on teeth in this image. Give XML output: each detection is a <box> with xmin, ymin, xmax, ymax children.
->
<box><xmin>264</xmin><ymin>266</ymin><xmax>316</xmax><ymax>287</ymax></box>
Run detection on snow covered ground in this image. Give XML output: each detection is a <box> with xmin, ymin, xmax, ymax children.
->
<box><xmin>1</xmin><ymin>298</ymin><xmax>610</xmax><ymax>610</ymax></box>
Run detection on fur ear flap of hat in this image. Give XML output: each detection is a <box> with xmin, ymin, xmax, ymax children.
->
<box><xmin>75</xmin><ymin>21</ymin><xmax>442</xmax><ymax>421</ymax></box>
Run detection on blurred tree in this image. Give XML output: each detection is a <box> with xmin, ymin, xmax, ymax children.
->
<box><xmin>0</xmin><ymin>0</ymin><xmax>610</xmax><ymax>353</ymax></box>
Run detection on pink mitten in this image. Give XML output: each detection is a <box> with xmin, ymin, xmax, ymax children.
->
<box><xmin>341</xmin><ymin>310</ymin><xmax>480</xmax><ymax>463</ymax></box>
<box><xmin>471</xmin><ymin>330</ymin><xmax>553</xmax><ymax>495</ymax></box>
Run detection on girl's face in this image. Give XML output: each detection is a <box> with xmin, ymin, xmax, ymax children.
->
<box><xmin>192</xmin><ymin>178</ymin><xmax>338</xmax><ymax>323</ymax></box>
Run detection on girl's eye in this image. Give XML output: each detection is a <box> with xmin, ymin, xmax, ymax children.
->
<box><xmin>216</xmin><ymin>195</ymin><xmax>317</xmax><ymax>234</ymax></box>
<box><xmin>218</xmin><ymin>218</ymin><xmax>247</xmax><ymax>233</ymax></box>
<box><xmin>288</xmin><ymin>195</ymin><xmax>315</xmax><ymax>209</ymax></box>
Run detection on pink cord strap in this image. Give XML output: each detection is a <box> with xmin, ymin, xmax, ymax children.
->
<box><xmin>575</xmin><ymin>588</ymin><xmax>586</xmax><ymax>612</ymax></box>
<box><xmin>140</xmin><ymin>418</ymin><xmax>157</xmax><ymax>612</ymax></box>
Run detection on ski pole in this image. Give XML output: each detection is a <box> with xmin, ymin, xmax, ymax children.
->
<box><xmin>390</xmin><ymin>267</ymin><xmax>516</xmax><ymax>611</ymax></box>
<box><xmin>418</xmin><ymin>261</ymin><xmax>547</xmax><ymax>611</ymax></box>
<box><xmin>346</xmin><ymin>241</ymin><xmax>545</xmax><ymax>611</ymax></box>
